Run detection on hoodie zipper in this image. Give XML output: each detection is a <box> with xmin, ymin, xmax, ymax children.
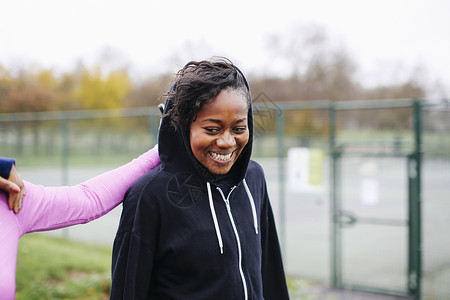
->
<box><xmin>216</xmin><ymin>186</ymin><xmax>248</xmax><ymax>300</ymax></box>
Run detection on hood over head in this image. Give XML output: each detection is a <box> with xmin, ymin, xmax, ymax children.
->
<box><xmin>158</xmin><ymin>60</ymin><xmax>253</xmax><ymax>189</ymax></box>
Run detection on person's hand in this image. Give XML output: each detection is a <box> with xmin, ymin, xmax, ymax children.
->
<box><xmin>0</xmin><ymin>165</ymin><xmax>26</xmax><ymax>213</ymax></box>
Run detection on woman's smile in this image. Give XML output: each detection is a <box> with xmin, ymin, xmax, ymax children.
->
<box><xmin>209</xmin><ymin>150</ymin><xmax>234</xmax><ymax>163</ymax></box>
<box><xmin>190</xmin><ymin>89</ymin><xmax>249</xmax><ymax>175</ymax></box>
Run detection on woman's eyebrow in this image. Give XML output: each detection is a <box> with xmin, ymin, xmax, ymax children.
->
<box><xmin>200</xmin><ymin>117</ymin><xmax>247</xmax><ymax>124</ymax></box>
<box><xmin>200</xmin><ymin>118</ymin><xmax>222</xmax><ymax>124</ymax></box>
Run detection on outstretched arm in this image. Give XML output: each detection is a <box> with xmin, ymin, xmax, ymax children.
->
<box><xmin>17</xmin><ymin>145</ymin><xmax>160</xmax><ymax>235</ymax></box>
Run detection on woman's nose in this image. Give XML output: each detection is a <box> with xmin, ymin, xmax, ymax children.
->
<box><xmin>216</xmin><ymin>131</ymin><xmax>236</xmax><ymax>147</ymax></box>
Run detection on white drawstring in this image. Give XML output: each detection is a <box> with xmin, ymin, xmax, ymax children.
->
<box><xmin>243</xmin><ymin>179</ymin><xmax>259</xmax><ymax>235</ymax></box>
<box><xmin>207</xmin><ymin>182</ymin><xmax>224</xmax><ymax>254</ymax></box>
<box><xmin>207</xmin><ymin>180</ymin><xmax>258</xmax><ymax>255</ymax></box>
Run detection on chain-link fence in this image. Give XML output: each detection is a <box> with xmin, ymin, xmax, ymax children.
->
<box><xmin>1</xmin><ymin>98</ymin><xmax>449</xmax><ymax>300</ymax></box>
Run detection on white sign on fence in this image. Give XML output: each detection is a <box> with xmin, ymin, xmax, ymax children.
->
<box><xmin>287</xmin><ymin>147</ymin><xmax>324</xmax><ymax>192</ymax></box>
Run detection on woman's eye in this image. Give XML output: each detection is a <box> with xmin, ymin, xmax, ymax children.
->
<box><xmin>205</xmin><ymin>127</ymin><xmax>220</xmax><ymax>133</ymax></box>
<box><xmin>233</xmin><ymin>127</ymin><xmax>247</xmax><ymax>133</ymax></box>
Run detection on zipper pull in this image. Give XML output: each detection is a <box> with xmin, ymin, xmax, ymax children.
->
<box><xmin>224</xmin><ymin>199</ymin><xmax>231</xmax><ymax>211</ymax></box>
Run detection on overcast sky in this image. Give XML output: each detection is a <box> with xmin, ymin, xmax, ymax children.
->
<box><xmin>1</xmin><ymin>0</ymin><xmax>449</xmax><ymax>96</ymax></box>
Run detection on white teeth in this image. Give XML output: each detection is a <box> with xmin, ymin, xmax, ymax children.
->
<box><xmin>210</xmin><ymin>152</ymin><xmax>232</xmax><ymax>161</ymax></box>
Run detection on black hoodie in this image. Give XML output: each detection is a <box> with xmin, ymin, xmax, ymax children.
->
<box><xmin>110</xmin><ymin>87</ymin><xmax>289</xmax><ymax>299</ymax></box>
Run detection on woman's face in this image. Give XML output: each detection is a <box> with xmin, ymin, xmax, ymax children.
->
<box><xmin>190</xmin><ymin>89</ymin><xmax>249</xmax><ymax>175</ymax></box>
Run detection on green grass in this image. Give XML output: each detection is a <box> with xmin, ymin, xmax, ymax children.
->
<box><xmin>16</xmin><ymin>233</ymin><xmax>112</xmax><ymax>300</ymax></box>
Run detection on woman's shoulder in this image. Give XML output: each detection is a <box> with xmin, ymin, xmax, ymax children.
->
<box><xmin>246</xmin><ymin>160</ymin><xmax>265</xmax><ymax>175</ymax></box>
<box><xmin>245</xmin><ymin>160</ymin><xmax>267</xmax><ymax>185</ymax></box>
<box><xmin>131</xmin><ymin>165</ymin><xmax>167</xmax><ymax>186</ymax></box>
<box><xmin>121</xmin><ymin>167</ymin><xmax>169</xmax><ymax>213</ymax></box>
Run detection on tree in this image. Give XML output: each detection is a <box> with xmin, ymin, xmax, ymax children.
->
<box><xmin>0</xmin><ymin>68</ymin><xmax>58</xmax><ymax>113</ymax></box>
<box><xmin>266</xmin><ymin>23</ymin><xmax>329</xmax><ymax>80</ymax></box>
<box><xmin>264</xmin><ymin>22</ymin><xmax>359</xmax><ymax>101</ymax></box>
<box><xmin>76</xmin><ymin>67</ymin><xmax>131</xmax><ymax>110</ymax></box>
<box><xmin>124</xmin><ymin>73</ymin><xmax>172</xmax><ymax>108</ymax></box>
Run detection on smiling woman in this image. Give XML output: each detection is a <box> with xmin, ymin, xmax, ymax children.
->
<box><xmin>110</xmin><ymin>58</ymin><xmax>289</xmax><ymax>299</ymax></box>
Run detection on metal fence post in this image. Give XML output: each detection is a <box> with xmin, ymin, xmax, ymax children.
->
<box><xmin>329</xmin><ymin>103</ymin><xmax>336</xmax><ymax>287</ymax></box>
<box><xmin>329</xmin><ymin>103</ymin><xmax>341</xmax><ymax>288</ymax></box>
<box><xmin>61</xmin><ymin>114</ymin><xmax>69</xmax><ymax>186</ymax></box>
<box><xmin>276</xmin><ymin>110</ymin><xmax>286</xmax><ymax>258</ymax></box>
<box><xmin>408</xmin><ymin>100</ymin><xmax>422</xmax><ymax>299</ymax></box>
<box><xmin>147</xmin><ymin>107</ymin><xmax>162</xmax><ymax>147</ymax></box>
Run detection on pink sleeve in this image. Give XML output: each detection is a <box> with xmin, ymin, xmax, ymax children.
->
<box><xmin>17</xmin><ymin>145</ymin><xmax>160</xmax><ymax>235</ymax></box>
<box><xmin>0</xmin><ymin>192</ymin><xmax>21</xmax><ymax>299</ymax></box>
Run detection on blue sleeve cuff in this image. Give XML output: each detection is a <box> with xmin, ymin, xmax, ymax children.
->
<box><xmin>0</xmin><ymin>158</ymin><xmax>15</xmax><ymax>179</ymax></box>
